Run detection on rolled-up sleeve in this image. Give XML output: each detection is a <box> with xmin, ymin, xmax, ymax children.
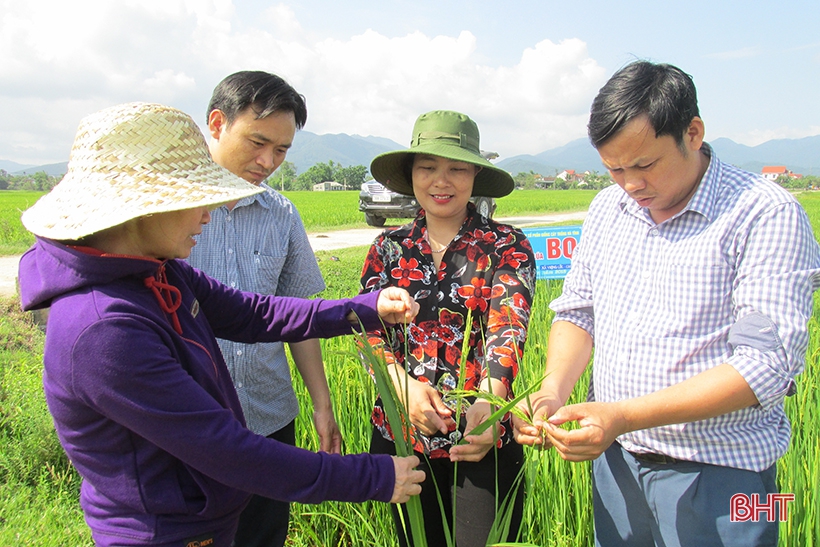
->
<box><xmin>726</xmin><ymin>201</ymin><xmax>820</xmax><ymax>410</ymax></box>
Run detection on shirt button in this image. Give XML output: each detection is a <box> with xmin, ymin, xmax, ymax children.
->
<box><xmin>228</xmin><ymin>249</ymin><xmax>234</xmax><ymax>254</ymax></box>
<box><xmin>226</xmin><ymin>216</ymin><xmax>232</xmax><ymax>221</ymax></box>
<box><xmin>231</xmin><ymin>281</ymin><xmax>237</xmax><ymax>287</ymax></box>
<box><xmin>649</xmin><ymin>229</ymin><xmax>658</xmax><ymax>237</ymax></box>
<box><xmin>236</xmin><ymin>381</ymin><xmax>243</xmax><ymax>388</ymax></box>
<box><xmin>642</xmin><ymin>270</ymin><xmax>651</xmax><ymax>279</ymax></box>
<box><xmin>236</xmin><ymin>350</ymin><xmax>243</xmax><ymax>356</ymax></box>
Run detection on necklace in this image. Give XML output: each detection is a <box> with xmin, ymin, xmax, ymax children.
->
<box><xmin>425</xmin><ymin>232</ymin><xmax>452</xmax><ymax>254</ymax></box>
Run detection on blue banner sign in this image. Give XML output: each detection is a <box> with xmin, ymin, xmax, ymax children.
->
<box><xmin>522</xmin><ymin>226</ymin><xmax>582</xmax><ymax>280</ymax></box>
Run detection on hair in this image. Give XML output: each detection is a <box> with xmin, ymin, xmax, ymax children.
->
<box><xmin>207</xmin><ymin>71</ymin><xmax>307</xmax><ymax>129</ymax></box>
<box><xmin>587</xmin><ymin>61</ymin><xmax>699</xmax><ymax>149</ymax></box>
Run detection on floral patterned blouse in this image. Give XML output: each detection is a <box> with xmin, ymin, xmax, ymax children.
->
<box><xmin>359</xmin><ymin>203</ymin><xmax>536</xmax><ymax>458</ymax></box>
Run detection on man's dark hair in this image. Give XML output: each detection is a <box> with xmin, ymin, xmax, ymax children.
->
<box><xmin>587</xmin><ymin>61</ymin><xmax>699</xmax><ymax>149</ymax></box>
<box><xmin>207</xmin><ymin>71</ymin><xmax>307</xmax><ymax>129</ymax></box>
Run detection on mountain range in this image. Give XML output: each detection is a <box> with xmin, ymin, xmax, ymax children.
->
<box><xmin>3</xmin><ymin>132</ymin><xmax>819</xmax><ymax>178</ymax></box>
<box><xmin>493</xmin><ymin>135</ymin><xmax>820</xmax><ymax>177</ymax></box>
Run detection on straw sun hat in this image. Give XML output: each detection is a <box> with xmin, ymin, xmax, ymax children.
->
<box><xmin>370</xmin><ymin>110</ymin><xmax>514</xmax><ymax>198</ymax></box>
<box><xmin>22</xmin><ymin>102</ymin><xmax>264</xmax><ymax>240</ymax></box>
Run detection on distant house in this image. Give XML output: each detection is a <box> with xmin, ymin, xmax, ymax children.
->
<box><xmin>761</xmin><ymin>166</ymin><xmax>796</xmax><ymax>181</ymax></box>
<box><xmin>313</xmin><ymin>181</ymin><xmax>343</xmax><ymax>191</ymax></box>
<box><xmin>556</xmin><ymin>169</ymin><xmax>579</xmax><ymax>182</ymax></box>
<box><xmin>533</xmin><ymin>174</ymin><xmax>554</xmax><ymax>188</ymax></box>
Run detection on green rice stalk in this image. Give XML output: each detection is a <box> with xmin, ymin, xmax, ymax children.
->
<box><xmin>448</xmin><ymin>307</ymin><xmax>475</xmax><ymax>544</ymax></box>
<box><xmin>484</xmin><ymin>465</ymin><xmax>527</xmax><ymax>545</ymax></box>
<box><xmin>351</xmin><ymin>323</ymin><xmax>428</xmax><ymax>547</ymax></box>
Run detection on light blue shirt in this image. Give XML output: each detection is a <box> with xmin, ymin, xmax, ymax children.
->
<box><xmin>552</xmin><ymin>144</ymin><xmax>820</xmax><ymax>471</ymax></box>
<box><xmin>187</xmin><ymin>183</ymin><xmax>325</xmax><ymax>436</ymax></box>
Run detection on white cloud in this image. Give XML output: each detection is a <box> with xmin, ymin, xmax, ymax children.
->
<box><xmin>0</xmin><ymin>0</ymin><xmax>606</xmax><ymax>163</ymax></box>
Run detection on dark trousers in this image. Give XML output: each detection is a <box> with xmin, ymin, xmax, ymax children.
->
<box><xmin>370</xmin><ymin>429</ymin><xmax>524</xmax><ymax>547</ymax></box>
<box><xmin>232</xmin><ymin>420</ymin><xmax>295</xmax><ymax>547</ymax></box>
<box><xmin>593</xmin><ymin>442</ymin><xmax>779</xmax><ymax>547</ymax></box>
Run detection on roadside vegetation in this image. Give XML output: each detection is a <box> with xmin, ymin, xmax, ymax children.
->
<box><xmin>0</xmin><ymin>192</ymin><xmax>818</xmax><ymax>545</ymax></box>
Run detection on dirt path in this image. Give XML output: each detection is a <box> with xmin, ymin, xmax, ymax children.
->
<box><xmin>0</xmin><ymin>211</ymin><xmax>587</xmax><ymax>297</ymax></box>
<box><xmin>0</xmin><ymin>254</ymin><xmax>19</xmax><ymax>297</ymax></box>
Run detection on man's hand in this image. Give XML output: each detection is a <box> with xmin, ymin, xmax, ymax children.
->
<box><xmin>390</xmin><ymin>455</ymin><xmax>425</xmax><ymax>504</ymax></box>
<box><xmin>313</xmin><ymin>406</ymin><xmax>342</xmax><ymax>454</ymax></box>
<box><xmin>376</xmin><ymin>287</ymin><xmax>419</xmax><ymax>325</ymax></box>
<box><xmin>512</xmin><ymin>389</ymin><xmax>563</xmax><ymax>447</ymax></box>
<box><xmin>448</xmin><ymin>401</ymin><xmax>496</xmax><ymax>462</ymax></box>
<box><xmin>543</xmin><ymin>401</ymin><xmax>628</xmax><ymax>461</ymax></box>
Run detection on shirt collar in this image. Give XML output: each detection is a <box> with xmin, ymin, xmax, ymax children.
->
<box><xmin>406</xmin><ymin>202</ymin><xmax>486</xmax><ymax>245</ymax></box>
<box><xmin>684</xmin><ymin>142</ymin><xmax>719</xmax><ymax>222</ymax></box>
<box><xmin>220</xmin><ymin>182</ymin><xmax>273</xmax><ymax>211</ymax></box>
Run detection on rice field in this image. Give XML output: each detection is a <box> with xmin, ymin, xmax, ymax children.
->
<box><xmin>286</xmin><ymin>189</ymin><xmax>597</xmax><ymax>231</ymax></box>
<box><xmin>0</xmin><ymin>190</ymin><xmax>818</xmax><ymax>545</ymax></box>
<box><xmin>0</xmin><ymin>191</ymin><xmax>41</xmax><ymax>254</ymax></box>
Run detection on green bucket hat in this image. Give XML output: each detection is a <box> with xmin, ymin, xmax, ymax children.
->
<box><xmin>370</xmin><ymin>110</ymin><xmax>514</xmax><ymax>198</ymax></box>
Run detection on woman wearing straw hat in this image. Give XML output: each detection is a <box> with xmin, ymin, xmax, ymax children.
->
<box><xmin>360</xmin><ymin>110</ymin><xmax>536</xmax><ymax>546</ymax></box>
<box><xmin>17</xmin><ymin>102</ymin><xmax>424</xmax><ymax>547</ymax></box>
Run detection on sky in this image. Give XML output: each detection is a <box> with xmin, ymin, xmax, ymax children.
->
<box><xmin>1</xmin><ymin>0</ymin><xmax>819</xmax><ymax>167</ymax></box>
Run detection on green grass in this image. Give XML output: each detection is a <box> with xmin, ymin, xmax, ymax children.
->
<box><xmin>0</xmin><ymin>298</ymin><xmax>92</xmax><ymax>545</ymax></box>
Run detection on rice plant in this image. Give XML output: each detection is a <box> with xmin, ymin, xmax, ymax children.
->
<box><xmin>1</xmin><ymin>192</ymin><xmax>818</xmax><ymax>545</ymax></box>
<box><xmin>0</xmin><ymin>191</ymin><xmax>42</xmax><ymax>254</ymax></box>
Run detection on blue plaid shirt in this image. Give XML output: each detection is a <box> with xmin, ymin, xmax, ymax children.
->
<box><xmin>187</xmin><ymin>184</ymin><xmax>325</xmax><ymax>436</ymax></box>
<box><xmin>552</xmin><ymin>145</ymin><xmax>820</xmax><ymax>471</ymax></box>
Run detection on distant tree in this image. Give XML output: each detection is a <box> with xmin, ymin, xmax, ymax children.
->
<box><xmin>802</xmin><ymin>175</ymin><xmax>820</xmax><ymax>189</ymax></box>
<box><xmin>582</xmin><ymin>171</ymin><xmax>613</xmax><ymax>190</ymax></box>
<box><xmin>6</xmin><ymin>171</ymin><xmax>60</xmax><ymax>191</ymax></box>
<box><xmin>270</xmin><ymin>161</ymin><xmax>297</xmax><ymax>191</ymax></box>
<box><xmin>0</xmin><ymin>169</ymin><xmax>9</xmax><ymax>190</ymax></box>
<box><xmin>513</xmin><ymin>171</ymin><xmax>541</xmax><ymax>189</ymax></box>
<box><xmin>552</xmin><ymin>176</ymin><xmax>574</xmax><ymax>190</ymax></box>
<box><xmin>775</xmin><ymin>174</ymin><xmax>809</xmax><ymax>190</ymax></box>
<box><xmin>295</xmin><ymin>161</ymin><xmax>336</xmax><ymax>190</ymax></box>
<box><xmin>335</xmin><ymin>164</ymin><xmax>368</xmax><ymax>190</ymax></box>
<box><xmin>32</xmin><ymin>171</ymin><xmax>51</xmax><ymax>191</ymax></box>
<box><xmin>290</xmin><ymin>161</ymin><xmax>370</xmax><ymax>190</ymax></box>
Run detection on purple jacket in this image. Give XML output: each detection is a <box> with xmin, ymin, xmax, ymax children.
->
<box><xmin>18</xmin><ymin>237</ymin><xmax>395</xmax><ymax>546</ymax></box>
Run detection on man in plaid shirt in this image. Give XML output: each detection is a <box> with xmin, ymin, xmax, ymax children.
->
<box><xmin>515</xmin><ymin>60</ymin><xmax>820</xmax><ymax>546</ymax></box>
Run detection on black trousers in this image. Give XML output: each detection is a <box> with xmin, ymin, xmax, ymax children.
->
<box><xmin>370</xmin><ymin>429</ymin><xmax>524</xmax><ymax>547</ymax></box>
<box><xmin>232</xmin><ymin>420</ymin><xmax>295</xmax><ymax>547</ymax></box>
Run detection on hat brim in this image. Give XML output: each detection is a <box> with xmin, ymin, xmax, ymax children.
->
<box><xmin>371</xmin><ymin>140</ymin><xmax>514</xmax><ymax>198</ymax></box>
<box><xmin>22</xmin><ymin>162</ymin><xmax>263</xmax><ymax>240</ymax></box>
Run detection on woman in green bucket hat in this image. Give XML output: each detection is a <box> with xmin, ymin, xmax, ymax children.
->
<box><xmin>360</xmin><ymin>110</ymin><xmax>536</xmax><ymax>546</ymax></box>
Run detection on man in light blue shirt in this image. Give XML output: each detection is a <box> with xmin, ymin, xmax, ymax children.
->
<box><xmin>188</xmin><ymin>71</ymin><xmax>335</xmax><ymax>547</ymax></box>
<box><xmin>514</xmin><ymin>61</ymin><xmax>820</xmax><ymax>546</ymax></box>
